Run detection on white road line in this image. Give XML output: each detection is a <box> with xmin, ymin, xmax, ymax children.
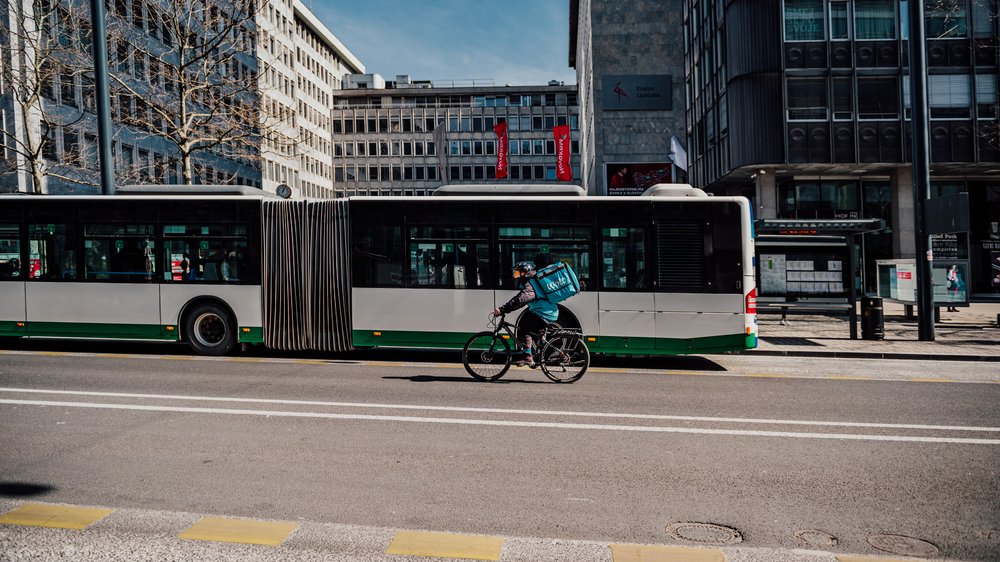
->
<box><xmin>2</xmin><ymin>398</ymin><xmax>998</xmax><ymax>445</ymax></box>
<box><xmin>1</xmin><ymin>387</ymin><xmax>996</xmax><ymax>433</ymax></box>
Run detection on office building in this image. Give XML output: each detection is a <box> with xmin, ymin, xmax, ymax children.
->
<box><xmin>330</xmin><ymin>77</ymin><xmax>580</xmax><ymax>197</ymax></box>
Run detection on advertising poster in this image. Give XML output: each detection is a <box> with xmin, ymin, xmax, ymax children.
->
<box><xmin>760</xmin><ymin>254</ymin><xmax>787</xmax><ymax>294</ymax></box>
<box><xmin>992</xmin><ymin>252</ymin><xmax>1000</xmax><ymax>289</ymax></box>
<box><xmin>606</xmin><ymin>163</ymin><xmax>672</xmax><ymax>196</ymax></box>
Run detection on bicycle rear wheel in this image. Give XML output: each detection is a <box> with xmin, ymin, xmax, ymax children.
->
<box><xmin>462</xmin><ymin>331</ymin><xmax>513</xmax><ymax>381</ymax></box>
<box><xmin>539</xmin><ymin>334</ymin><xmax>590</xmax><ymax>383</ymax></box>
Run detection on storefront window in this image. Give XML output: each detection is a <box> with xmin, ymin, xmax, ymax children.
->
<box><xmin>777</xmin><ymin>180</ymin><xmax>862</xmax><ymax>219</ymax></box>
<box><xmin>969</xmin><ymin>182</ymin><xmax>1000</xmax><ymax>294</ymax></box>
<box><xmin>785</xmin><ymin>0</ymin><xmax>825</xmax><ymax>40</ymax></box>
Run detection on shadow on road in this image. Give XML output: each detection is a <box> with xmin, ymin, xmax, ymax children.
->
<box><xmin>0</xmin><ymin>338</ymin><xmax>732</xmax><ymax>373</ymax></box>
<box><xmin>383</xmin><ymin>374</ymin><xmax>549</xmax><ymax>384</ymax></box>
<box><xmin>0</xmin><ymin>482</ymin><xmax>55</xmax><ymax>498</ymax></box>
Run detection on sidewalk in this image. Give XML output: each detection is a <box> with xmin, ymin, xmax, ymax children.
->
<box><xmin>752</xmin><ymin>302</ymin><xmax>1000</xmax><ymax>361</ymax></box>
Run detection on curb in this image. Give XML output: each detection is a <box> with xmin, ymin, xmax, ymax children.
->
<box><xmin>747</xmin><ymin>349</ymin><xmax>999</xmax><ymax>362</ymax></box>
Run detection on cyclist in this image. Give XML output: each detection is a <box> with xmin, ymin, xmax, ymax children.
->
<box><xmin>493</xmin><ymin>261</ymin><xmax>558</xmax><ymax>366</ymax></box>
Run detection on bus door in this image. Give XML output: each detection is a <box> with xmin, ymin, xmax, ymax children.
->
<box><xmin>597</xmin><ymin>225</ymin><xmax>654</xmax><ymax>343</ymax></box>
<box><xmin>0</xmin><ymin>222</ymin><xmax>26</xmax><ymax>335</ymax></box>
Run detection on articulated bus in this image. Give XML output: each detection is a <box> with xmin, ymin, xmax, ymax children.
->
<box><xmin>0</xmin><ymin>185</ymin><xmax>757</xmax><ymax>356</ymax></box>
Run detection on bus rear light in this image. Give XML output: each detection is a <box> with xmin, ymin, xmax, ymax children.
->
<box><xmin>745</xmin><ymin>288</ymin><xmax>757</xmax><ymax>315</ymax></box>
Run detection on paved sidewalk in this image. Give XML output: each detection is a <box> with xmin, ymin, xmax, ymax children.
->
<box><xmin>752</xmin><ymin>302</ymin><xmax>1000</xmax><ymax>361</ymax></box>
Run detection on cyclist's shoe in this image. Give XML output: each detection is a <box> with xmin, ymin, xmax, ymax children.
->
<box><xmin>514</xmin><ymin>355</ymin><xmax>536</xmax><ymax>367</ymax></box>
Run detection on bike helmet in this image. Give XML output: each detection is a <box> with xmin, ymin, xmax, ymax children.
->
<box><xmin>513</xmin><ymin>261</ymin><xmax>536</xmax><ymax>279</ymax></box>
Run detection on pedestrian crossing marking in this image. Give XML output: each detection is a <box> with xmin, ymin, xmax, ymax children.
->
<box><xmin>385</xmin><ymin>530</ymin><xmax>504</xmax><ymax>560</ymax></box>
<box><xmin>0</xmin><ymin>503</ymin><xmax>113</xmax><ymax>530</ymax></box>
<box><xmin>178</xmin><ymin>516</ymin><xmax>298</xmax><ymax>546</ymax></box>
<box><xmin>610</xmin><ymin>543</ymin><xmax>724</xmax><ymax>562</ymax></box>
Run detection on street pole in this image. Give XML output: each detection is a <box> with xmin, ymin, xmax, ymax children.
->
<box><xmin>88</xmin><ymin>0</ymin><xmax>115</xmax><ymax>195</ymax></box>
<box><xmin>908</xmin><ymin>0</ymin><xmax>934</xmax><ymax>341</ymax></box>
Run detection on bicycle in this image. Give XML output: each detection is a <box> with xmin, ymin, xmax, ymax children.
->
<box><xmin>461</xmin><ymin>312</ymin><xmax>590</xmax><ymax>383</ymax></box>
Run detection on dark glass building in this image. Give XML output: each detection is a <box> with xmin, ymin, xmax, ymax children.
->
<box><xmin>684</xmin><ymin>0</ymin><xmax>1000</xmax><ymax>300</ymax></box>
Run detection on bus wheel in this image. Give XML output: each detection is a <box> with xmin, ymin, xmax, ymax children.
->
<box><xmin>185</xmin><ymin>303</ymin><xmax>235</xmax><ymax>356</ymax></box>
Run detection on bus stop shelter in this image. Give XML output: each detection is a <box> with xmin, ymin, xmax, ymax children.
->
<box><xmin>754</xmin><ymin>219</ymin><xmax>885</xmax><ymax>339</ymax></box>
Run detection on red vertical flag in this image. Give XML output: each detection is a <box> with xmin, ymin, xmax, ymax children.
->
<box><xmin>494</xmin><ymin>121</ymin><xmax>509</xmax><ymax>179</ymax></box>
<box><xmin>553</xmin><ymin>124</ymin><xmax>572</xmax><ymax>181</ymax></box>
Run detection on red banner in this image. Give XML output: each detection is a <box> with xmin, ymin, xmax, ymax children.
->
<box><xmin>493</xmin><ymin>121</ymin><xmax>508</xmax><ymax>179</ymax></box>
<box><xmin>553</xmin><ymin>124</ymin><xmax>572</xmax><ymax>181</ymax></box>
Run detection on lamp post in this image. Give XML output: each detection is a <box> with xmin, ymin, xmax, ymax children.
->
<box><xmin>88</xmin><ymin>0</ymin><xmax>115</xmax><ymax>195</ymax></box>
<box><xmin>908</xmin><ymin>0</ymin><xmax>934</xmax><ymax>341</ymax></box>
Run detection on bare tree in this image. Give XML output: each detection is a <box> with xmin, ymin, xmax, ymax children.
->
<box><xmin>0</xmin><ymin>0</ymin><xmax>96</xmax><ymax>193</ymax></box>
<box><xmin>105</xmin><ymin>0</ymin><xmax>288</xmax><ymax>184</ymax></box>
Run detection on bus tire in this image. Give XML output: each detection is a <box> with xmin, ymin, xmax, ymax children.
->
<box><xmin>184</xmin><ymin>303</ymin><xmax>236</xmax><ymax>356</ymax></box>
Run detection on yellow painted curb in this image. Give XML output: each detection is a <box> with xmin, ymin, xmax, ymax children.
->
<box><xmin>385</xmin><ymin>530</ymin><xmax>504</xmax><ymax>560</ymax></box>
<box><xmin>0</xmin><ymin>503</ymin><xmax>113</xmax><ymax>530</ymax></box>
<box><xmin>610</xmin><ymin>543</ymin><xmax>725</xmax><ymax>562</ymax></box>
<box><xmin>178</xmin><ymin>516</ymin><xmax>297</xmax><ymax>546</ymax></box>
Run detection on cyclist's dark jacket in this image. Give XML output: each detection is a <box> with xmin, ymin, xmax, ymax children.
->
<box><xmin>498</xmin><ymin>278</ymin><xmax>559</xmax><ymax>323</ymax></box>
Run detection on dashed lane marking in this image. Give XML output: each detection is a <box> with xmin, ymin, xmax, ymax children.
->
<box><xmin>0</xmin><ymin>503</ymin><xmax>113</xmax><ymax>530</ymax></box>
<box><xmin>178</xmin><ymin>516</ymin><xmax>298</xmax><ymax>546</ymax></box>
<box><xmin>385</xmin><ymin>530</ymin><xmax>503</xmax><ymax>560</ymax></box>
<box><xmin>611</xmin><ymin>543</ymin><xmax>724</xmax><ymax>562</ymax></box>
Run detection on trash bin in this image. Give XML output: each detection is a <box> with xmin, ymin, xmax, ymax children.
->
<box><xmin>861</xmin><ymin>295</ymin><xmax>884</xmax><ymax>341</ymax></box>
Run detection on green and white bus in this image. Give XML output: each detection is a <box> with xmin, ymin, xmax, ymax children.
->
<box><xmin>0</xmin><ymin>184</ymin><xmax>758</xmax><ymax>356</ymax></box>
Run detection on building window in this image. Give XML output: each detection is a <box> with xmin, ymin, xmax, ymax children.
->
<box><xmin>784</xmin><ymin>0</ymin><xmax>825</xmax><ymax>41</ymax></box>
<box><xmin>858</xmin><ymin>76</ymin><xmax>899</xmax><ymax>119</ymax></box>
<box><xmin>787</xmin><ymin>78</ymin><xmax>828</xmax><ymax>120</ymax></box>
<box><xmin>855</xmin><ymin>0</ymin><xmax>897</xmax><ymax>39</ymax></box>
<box><xmin>833</xmin><ymin>77</ymin><xmax>853</xmax><ymax>120</ymax></box>
<box><xmin>830</xmin><ymin>0</ymin><xmax>849</xmax><ymax>39</ymax></box>
<box><xmin>926</xmin><ymin>0</ymin><xmax>968</xmax><ymax>38</ymax></box>
<box><xmin>929</xmin><ymin>74</ymin><xmax>971</xmax><ymax>118</ymax></box>
<box><xmin>976</xmin><ymin>74</ymin><xmax>997</xmax><ymax>119</ymax></box>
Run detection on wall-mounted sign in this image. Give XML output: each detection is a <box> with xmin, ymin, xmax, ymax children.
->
<box><xmin>602</xmin><ymin>75</ymin><xmax>672</xmax><ymax>111</ymax></box>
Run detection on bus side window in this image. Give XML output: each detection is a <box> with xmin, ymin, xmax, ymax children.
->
<box><xmin>0</xmin><ymin>224</ymin><xmax>21</xmax><ymax>281</ymax></box>
<box><xmin>601</xmin><ymin>227</ymin><xmax>647</xmax><ymax>290</ymax></box>
<box><xmin>28</xmin><ymin>224</ymin><xmax>78</xmax><ymax>281</ymax></box>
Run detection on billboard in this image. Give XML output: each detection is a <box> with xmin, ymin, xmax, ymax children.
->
<box><xmin>606</xmin><ymin>162</ymin><xmax>672</xmax><ymax>196</ymax></box>
<box><xmin>602</xmin><ymin>75</ymin><xmax>673</xmax><ymax>111</ymax></box>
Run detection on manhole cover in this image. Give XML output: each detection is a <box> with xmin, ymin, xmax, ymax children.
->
<box><xmin>868</xmin><ymin>534</ymin><xmax>939</xmax><ymax>557</ymax></box>
<box><xmin>794</xmin><ymin>529</ymin><xmax>838</xmax><ymax>548</ymax></box>
<box><xmin>665</xmin><ymin>522</ymin><xmax>743</xmax><ymax>545</ymax></box>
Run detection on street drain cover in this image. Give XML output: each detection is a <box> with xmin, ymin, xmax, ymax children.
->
<box><xmin>665</xmin><ymin>522</ymin><xmax>743</xmax><ymax>545</ymax></box>
<box><xmin>794</xmin><ymin>529</ymin><xmax>838</xmax><ymax>548</ymax></box>
<box><xmin>868</xmin><ymin>534</ymin><xmax>939</xmax><ymax>557</ymax></box>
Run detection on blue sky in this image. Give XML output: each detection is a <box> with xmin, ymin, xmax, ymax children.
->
<box><xmin>308</xmin><ymin>0</ymin><xmax>577</xmax><ymax>87</ymax></box>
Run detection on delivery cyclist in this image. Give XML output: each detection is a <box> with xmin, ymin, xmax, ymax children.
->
<box><xmin>492</xmin><ymin>261</ymin><xmax>559</xmax><ymax>366</ymax></box>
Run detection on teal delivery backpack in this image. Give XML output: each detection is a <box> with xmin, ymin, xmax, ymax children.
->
<box><xmin>534</xmin><ymin>262</ymin><xmax>580</xmax><ymax>304</ymax></box>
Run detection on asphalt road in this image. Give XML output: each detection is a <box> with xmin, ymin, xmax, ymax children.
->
<box><xmin>1</xmin><ymin>340</ymin><xmax>999</xmax><ymax>560</ymax></box>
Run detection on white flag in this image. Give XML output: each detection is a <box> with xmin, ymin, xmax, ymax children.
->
<box><xmin>670</xmin><ymin>136</ymin><xmax>688</xmax><ymax>172</ymax></box>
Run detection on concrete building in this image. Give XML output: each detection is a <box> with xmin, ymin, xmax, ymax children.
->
<box><xmin>683</xmin><ymin>0</ymin><xmax>999</xmax><ymax>300</ymax></box>
<box><xmin>0</xmin><ymin>0</ymin><xmax>362</xmax><ymax>196</ymax></box>
<box><xmin>570</xmin><ymin>0</ymin><xmax>686</xmax><ymax>195</ymax></box>
<box><xmin>330</xmin><ymin>77</ymin><xmax>580</xmax><ymax>197</ymax></box>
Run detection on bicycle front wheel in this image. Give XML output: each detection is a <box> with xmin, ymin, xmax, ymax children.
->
<box><xmin>540</xmin><ymin>334</ymin><xmax>590</xmax><ymax>383</ymax></box>
<box><xmin>462</xmin><ymin>331</ymin><xmax>513</xmax><ymax>382</ymax></box>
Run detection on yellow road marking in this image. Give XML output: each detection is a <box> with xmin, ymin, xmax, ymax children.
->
<box><xmin>0</xmin><ymin>503</ymin><xmax>113</xmax><ymax>530</ymax></box>
<box><xmin>36</xmin><ymin>351</ymin><xmax>71</xmax><ymax>357</ymax></box>
<box><xmin>178</xmin><ymin>516</ymin><xmax>297</xmax><ymax>546</ymax></box>
<box><xmin>611</xmin><ymin>543</ymin><xmax>724</xmax><ymax>562</ymax></box>
<box><xmin>826</xmin><ymin>375</ymin><xmax>874</xmax><ymax>380</ymax></box>
<box><xmin>385</xmin><ymin>530</ymin><xmax>503</xmax><ymax>560</ymax></box>
<box><xmin>292</xmin><ymin>359</ymin><xmax>327</xmax><ymax>365</ymax></box>
<box><xmin>746</xmin><ymin>373</ymin><xmax>788</xmax><ymax>378</ymax></box>
<box><xmin>910</xmin><ymin>377</ymin><xmax>956</xmax><ymax>383</ymax></box>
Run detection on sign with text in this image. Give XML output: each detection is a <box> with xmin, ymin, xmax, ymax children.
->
<box><xmin>606</xmin><ymin>162</ymin><xmax>672</xmax><ymax>196</ymax></box>
<box><xmin>602</xmin><ymin>75</ymin><xmax>672</xmax><ymax>111</ymax></box>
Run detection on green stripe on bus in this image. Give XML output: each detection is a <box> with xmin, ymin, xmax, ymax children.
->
<box><xmin>239</xmin><ymin>327</ymin><xmax>264</xmax><ymax>344</ymax></box>
<box><xmin>2</xmin><ymin>322</ymin><xmax>179</xmax><ymax>341</ymax></box>
<box><xmin>352</xmin><ymin>330</ymin><xmax>750</xmax><ymax>355</ymax></box>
